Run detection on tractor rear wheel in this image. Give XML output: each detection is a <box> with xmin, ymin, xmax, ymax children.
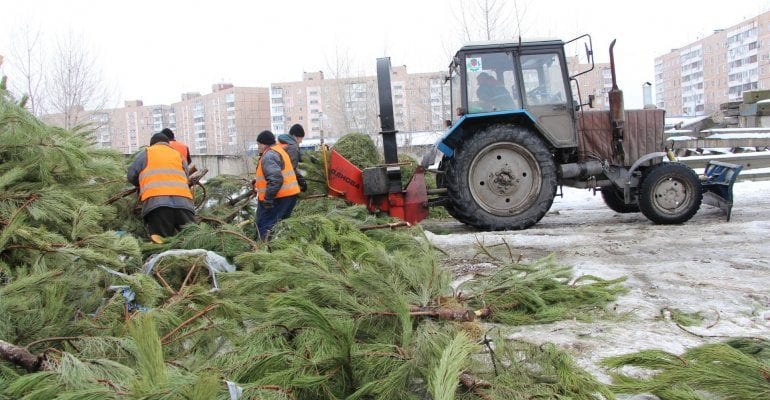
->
<box><xmin>444</xmin><ymin>125</ymin><xmax>556</xmax><ymax>230</ymax></box>
<box><xmin>638</xmin><ymin>162</ymin><xmax>702</xmax><ymax>224</ymax></box>
<box><xmin>600</xmin><ymin>186</ymin><xmax>640</xmax><ymax>213</ymax></box>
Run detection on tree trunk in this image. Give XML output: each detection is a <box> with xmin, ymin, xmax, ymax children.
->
<box><xmin>0</xmin><ymin>339</ymin><xmax>43</xmax><ymax>372</ymax></box>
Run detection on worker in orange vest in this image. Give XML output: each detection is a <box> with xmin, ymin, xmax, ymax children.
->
<box><xmin>277</xmin><ymin>123</ymin><xmax>308</xmax><ymax>192</ymax></box>
<box><xmin>161</xmin><ymin>128</ymin><xmax>191</xmax><ymax>164</ymax></box>
<box><xmin>253</xmin><ymin>130</ymin><xmax>300</xmax><ymax>240</ymax></box>
<box><xmin>127</xmin><ymin>133</ymin><xmax>195</xmax><ymax>242</ymax></box>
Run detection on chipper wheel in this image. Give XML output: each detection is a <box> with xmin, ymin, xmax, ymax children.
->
<box><xmin>638</xmin><ymin>162</ymin><xmax>702</xmax><ymax>224</ymax></box>
<box><xmin>601</xmin><ymin>186</ymin><xmax>640</xmax><ymax>213</ymax></box>
<box><xmin>444</xmin><ymin>125</ymin><xmax>557</xmax><ymax>230</ymax></box>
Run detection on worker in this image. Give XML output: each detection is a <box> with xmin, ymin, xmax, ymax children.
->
<box><xmin>476</xmin><ymin>72</ymin><xmax>516</xmax><ymax>111</ymax></box>
<box><xmin>277</xmin><ymin>123</ymin><xmax>308</xmax><ymax>192</ymax></box>
<box><xmin>254</xmin><ymin>130</ymin><xmax>301</xmax><ymax>240</ymax></box>
<box><xmin>127</xmin><ymin>132</ymin><xmax>196</xmax><ymax>243</ymax></box>
<box><xmin>161</xmin><ymin>128</ymin><xmax>192</xmax><ymax>165</ymax></box>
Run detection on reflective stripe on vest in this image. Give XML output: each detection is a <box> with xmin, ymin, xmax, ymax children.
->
<box><xmin>139</xmin><ymin>144</ymin><xmax>193</xmax><ymax>201</ymax></box>
<box><xmin>168</xmin><ymin>140</ymin><xmax>190</xmax><ymax>161</ymax></box>
<box><xmin>254</xmin><ymin>145</ymin><xmax>300</xmax><ymax>201</ymax></box>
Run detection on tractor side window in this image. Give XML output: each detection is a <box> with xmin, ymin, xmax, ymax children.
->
<box><xmin>450</xmin><ymin>64</ymin><xmax>462</xmax><ymax>121</ymax></box>
<box><xmin>521</xmin><ymin>53</ymin><xmax>567</xmax><ymax>106</ymax></box>
<box><xmin>465</xmin><ymin>52</ymin><xmax>519</xmax><ymax>113</ymax></box>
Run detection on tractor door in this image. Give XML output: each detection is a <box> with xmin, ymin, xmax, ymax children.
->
<box><xmin>519</xmin><ymin>52</ymin><xmax>577</xmax><ymax>148</ymax></box>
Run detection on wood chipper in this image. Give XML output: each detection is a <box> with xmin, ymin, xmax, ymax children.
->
<box><xmin>324</xmin><ymin>36</ymin><xmax>742</xmax><ymax>230</ymax></box>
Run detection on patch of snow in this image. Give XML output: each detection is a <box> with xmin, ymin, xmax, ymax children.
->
<box><xmin>423</xmin><ymin>180</ymin><xmax>770</xmax><ymax>383</ymax></box>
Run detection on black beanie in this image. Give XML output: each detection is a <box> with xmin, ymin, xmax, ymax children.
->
<box><xmin>161</xmin><ymin>128</ymin><xmax>175</xmax><ymax>139</ymax></box>
<box><xmin>288</xmin><ymin>124</ymin><xmax>305</xmax><ymax>138</ymax></box>
<box><xmin>257</xmin><ymin>130</ymin><xmax>276</xmax><ymax>145</ymax></box>
<box><xmin>150</xmin><ymin>133</ymin><xmax>170</xmax><ymax>145</ymax></box>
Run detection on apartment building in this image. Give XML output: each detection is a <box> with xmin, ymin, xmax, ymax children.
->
<box><xmin>269</xmin><ymin>65</ymin><xmax>451</xmax><ymax>139</ymax></box>
<box><xmin>43</xmin><ymin>84</ymin><xmax>270</xmax><ymax>155</ymax></box>
<box><xmin>655</xmin><ymin>10</ymin><xmax>770</xmax><ymax>116</ymax></box>
<box><xmin>568</xmin><ymin>58</ymin><xmax>613</xmax><ymax>111</ymax></box>
<box><xmin>167</xmin><ymin>84</ymin><xmax>270</xmax><ymax>156</ymax></box>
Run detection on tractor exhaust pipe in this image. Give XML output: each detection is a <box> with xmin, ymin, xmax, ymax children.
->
<box><xmin>559</xmin><ymin>161</ymin><xmax>604</xmax><ymax>179</ymax></box>
<box><xmin>608</xmin><ymin>39</ymin><xmax>625</xmax><ymax>165</ymax></box>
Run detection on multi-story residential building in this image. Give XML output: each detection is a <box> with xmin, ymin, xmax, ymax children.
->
<box><xmin>568</xmin><ymin>58</ymin><xmax>613</xmax><ymax>110</ymax></box>
<box><xmin>655</xmin><ymin>10</ymin><xmax>770</xmax><ymax>116</ymax></box>
<box><xmin>43</xmin><ymin>84</ymin><xmax>270</xmax><ymax>155</ymax></box>
<box><xmin>168</xmin><ymin>84</ymin><xmax>270</xmax><ymax>155</ymax></box>
<box><xmin>269</xmin><ymin>65</ymin><xmax>451</xmax><ymax>139</ymax></box>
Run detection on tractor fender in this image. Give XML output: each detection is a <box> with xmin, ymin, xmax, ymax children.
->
<box><xmin>628</xmin><ymin>152</ymin><xmax>667</xmax><ymax>176</ymax></box>
<box><xmin>436</xmin><ymin>110</ymin><xmax>538</xmax><ymax>157</ymax></box>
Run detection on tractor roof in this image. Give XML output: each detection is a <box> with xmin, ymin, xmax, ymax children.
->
<box><xmin>457</xmin><ymin>38</ymin><xmax>564</xmax><ymax>53</ymax></box>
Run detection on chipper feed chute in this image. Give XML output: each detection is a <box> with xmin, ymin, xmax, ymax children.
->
<box><xmin>322</xmin><ymin>57</ymin><xmax>429</xmax><ymax>225</ymax></box>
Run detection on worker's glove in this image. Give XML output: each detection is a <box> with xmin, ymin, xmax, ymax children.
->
<box><xmin>261</xmin><ymin>200</ymin><xmax>274</xmax><ymax>210</ymax></box>
<box><xmin>298</xmin><ymin>175</ymin><xmax>308</xmax><ymax>192</ymax></box>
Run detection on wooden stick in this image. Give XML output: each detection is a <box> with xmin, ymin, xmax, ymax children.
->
<box><xmin>153</xmin><ymin>271</ymin><xmax>177</xmax><ymax>295</ymax></box>
<box><xmin>103</xmin><ymin>187</ymin><xmax>137</xmax><ymax>205</ymax></box>
<box><xmin>360</xmin><ymin>221</ymin><xmax>410</xmax><ymax>231</ymax></box>
<box><xmin>160</xmin><ymin>303</ymin><xmax>220</xmax><ymax>344</ymax></box>
<box><xmin>459</xmin><ymin>372</ymin><xmax>493</xmax><ymax>400</ymax></box>
<box><xmin>178</xmin><ymin>261</ymin><xmax>200</xmax><ymax>292</ymax></box>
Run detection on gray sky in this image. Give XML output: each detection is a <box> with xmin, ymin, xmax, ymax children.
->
<box><xmin>2</xmin><ymin>0</ymin><xmax>769</xmax><ymax>109</ymax></box>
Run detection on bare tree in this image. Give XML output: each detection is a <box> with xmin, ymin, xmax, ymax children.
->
<box><xmin>47</xmin><ymin>32</ymin><xmax>113</xmax><ymax>129</ymax></box>
<box><xmin>7</xmin><ymin>24</ymin><xmax>47</xmax><ymax>116</ymax></box>
<box><xmin>323</xmin><ymin>46</ymin><xmax>381</xmax><ymax>137</ymax></box>
<box><xmin>450</xmin><ymin>0</ymin><xmax>531</xmax><ymax>43</ymax></box>
<box><xmin>324</xmin><ymin>46</ymin><xmax>357</xmax><ymax>136</ymax></box>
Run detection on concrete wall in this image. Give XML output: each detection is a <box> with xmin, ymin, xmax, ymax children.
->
<box><xmin>190</xmin><ymin>155</ymin><xmax>253</xmax><ymax>178</ymax></box>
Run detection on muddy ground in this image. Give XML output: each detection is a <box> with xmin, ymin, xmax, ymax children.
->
<box><xmin>422</xmin><ymin>179</ymin><xmax>770</xmax><ymax>383</ymax></box>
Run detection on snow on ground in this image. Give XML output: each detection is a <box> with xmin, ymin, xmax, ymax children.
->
<box><xmin>422</xmin><ymin>179</ymin><xmax>770</xmax><ymax>382</ymax></box>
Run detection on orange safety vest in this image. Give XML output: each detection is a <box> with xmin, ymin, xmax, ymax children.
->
<box><xmin>138</xmin><ymin>144</ymin><xmax>193</xmax><ymax>201</ymax></box>
<box><xmin>168</xmin><ymin>140</ymin><xmax>190</xmax><ymax>162</ymax></box>
<box><xmin>254</xmin><ymin>145</ymin><xmax>300</xmax><ymax>201</ymax></box>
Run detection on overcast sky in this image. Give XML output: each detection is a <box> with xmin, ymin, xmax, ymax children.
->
<box><xmin>2</xmin><ymin>0</ymin><xmax>769</xmax><ymax>110</ymax></box>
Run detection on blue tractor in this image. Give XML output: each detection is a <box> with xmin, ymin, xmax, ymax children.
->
<box><xmin>430</xmin><ymin>37</ymin><xmax>732</xmax><ymax>230</ymax></box>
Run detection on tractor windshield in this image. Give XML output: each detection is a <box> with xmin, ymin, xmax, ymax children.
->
<box><xmin>465</xmin><ymin>52</ymin><xmax>519</xmax><ymax>113</ymax></box>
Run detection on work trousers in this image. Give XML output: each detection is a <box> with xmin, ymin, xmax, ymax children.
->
<box><xmin>256</xmin><ymin>196</ymin><xmax>298</xmax><ymax>241</ymax></box>
<box><xmin>144</xmin><ymin>207</ymin><xmax>196</xmax><ymax>238</ymax></box>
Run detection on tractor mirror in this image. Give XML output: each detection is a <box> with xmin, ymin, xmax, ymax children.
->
<box><xmin>445</xmin><ymin>119</ymin><xmax>452</xmax><ymax>127</ymax></box>
<box><xmin>587</xmin><ymin>94</ymin><xmax>595</xmax><ymax>108</ymax></box>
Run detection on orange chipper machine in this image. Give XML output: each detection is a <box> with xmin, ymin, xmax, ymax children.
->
<box><xmin>323</xmin><ymin>58</ymin><xmax>431</xmax><ymax>225</ymax></box>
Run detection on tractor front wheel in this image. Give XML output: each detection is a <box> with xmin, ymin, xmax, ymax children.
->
<box><xmin>444</xmin><ymin>125</ymin><xmax>556</xmax><ymax>230</ymax></box>
<box><xmin>638</xmin><ymin>162</ymin><xmax>702</xmax><ymax>224</ymax></box>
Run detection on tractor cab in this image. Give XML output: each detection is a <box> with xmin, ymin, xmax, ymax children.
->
<box><xmin>444</xmin><ymin>39</ymin><xmax>580</xmax><ymax>154</ymax></box>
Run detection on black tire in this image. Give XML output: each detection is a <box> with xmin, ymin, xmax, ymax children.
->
<box><xmin>600</xmin><ymin>186</ymin><xmax>640</xmax><ymax>213</ymax></box>
<box><xmin>638</xmin><ymin>162</ymin><xmax>702</xmax><ymax>224</ymax></box>
<box><xmin>436</xmin><ymin>156</ymin><xmax>468</xmax><ymax>223</ymax></box>
<box><xmin>444</xmin><ymin>124</ymin><xmax>557</xmax><ymax>230</ymax></box>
